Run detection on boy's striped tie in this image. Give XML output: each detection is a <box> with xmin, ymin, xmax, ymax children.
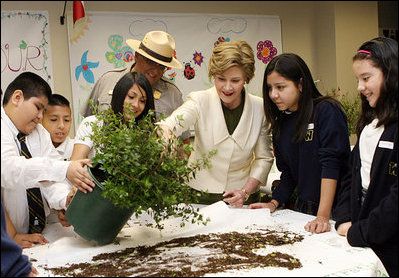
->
<box><xmin>17</xmin><ymin>132</ymin><xmax>46</xmax><ymax>233</ymax></box>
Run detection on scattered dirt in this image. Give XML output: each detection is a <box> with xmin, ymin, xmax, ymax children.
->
<box><xmin>44</xmin><ymin>228</ymin><xmax>304</xmax><ymax>277</ymax></box>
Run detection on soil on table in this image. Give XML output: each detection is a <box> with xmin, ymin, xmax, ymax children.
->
<box><xmin>44</xmin><ymin>227</ymin><xmax>304</xmax><ymax>277</ymax></box>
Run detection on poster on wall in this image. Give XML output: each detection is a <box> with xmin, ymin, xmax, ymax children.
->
<box><xmin>67</xmin><ymin>11</ymin><xmax>282</xmax><ymax>132</ymax></box>
<box><xmin>1</xmin><ymin>10</ymin><xmax>54</xmax><ymax>97</ymax></box>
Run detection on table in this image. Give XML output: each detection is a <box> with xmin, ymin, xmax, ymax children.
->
<box><xmin>23</xmin><ymin>202</ymin><xmax>388</xmax><ymax>277</ymax></box>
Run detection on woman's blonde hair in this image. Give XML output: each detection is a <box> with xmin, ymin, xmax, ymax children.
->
<box><xmin>208</xmin><ymin>40</ymin><xmax>255</xmax><ymax>83</ymax></box>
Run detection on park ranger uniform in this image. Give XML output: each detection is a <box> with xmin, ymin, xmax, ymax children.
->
<box><xmin>80</xmin><ymin>65</ymin><xmax>190</xmax><ymax>140</ymax></box>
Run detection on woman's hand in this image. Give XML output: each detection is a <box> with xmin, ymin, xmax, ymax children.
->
<box><xmin>223</xmin><ymin>190</ymin><xmax>246</xmax><ymax>208</ymax></box>
<box><xmin>224</xmin><ymin>178</ymin><xmax>261</xmax><ymax>208</ymax></box>
<box><xmin>304</xmin><ymin>215</ymin><xmax>331</xmax><ymax>234</ymax></box>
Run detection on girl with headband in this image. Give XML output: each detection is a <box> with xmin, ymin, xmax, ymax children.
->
<box><xmin>334</xmin><ymin>37</ymin><xmax>398</xmax><ymax>277</ymax></box>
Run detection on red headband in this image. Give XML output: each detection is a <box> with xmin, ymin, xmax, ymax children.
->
<box><xmin>358</xmin><ymin>50</ymin><xmax>371</xmax><ymax>55</ymax></box>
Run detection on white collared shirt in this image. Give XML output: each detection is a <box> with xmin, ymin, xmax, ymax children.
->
<box><xmin>74</xmin><ymin>115</ymin><xmax>100</xmax><ymax>159</ymax></box>
<box><xmin>359</xmin><ymin>118</ymin><xmax>385</xmax><ymax>191</ymax></box>
<box><xmin>55</xmin><ymin>137</ymin><xmax>75</xmax><ymax>161</ymax></box>
<box><xmin>1</xmin><ymin>107</ymin><xmax>72</xmax><ymax>233</ymax></box>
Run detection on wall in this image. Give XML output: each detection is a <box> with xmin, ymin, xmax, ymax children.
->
<box><xmin>314</xmin><ymin>1</ymin><xmax>337</xmax><ymax>93</ymax></box>
<box><xmin>1</xmin><ymin>1</ymin><xmax>378</xmax><ymax>137</ymax></box>
<box><xmin>334</xmin><ymin>2</ymin><xmax>378</xmax><ymax>98</ymax></box>
<box><xmin>378</xmin><ymin>1</ymin><xmax>398</xmax><ymax>29</ymax></box>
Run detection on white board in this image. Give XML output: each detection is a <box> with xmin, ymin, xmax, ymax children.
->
<box><xmin>67</xmin><ymin>11</ymin><xmax>282</xmax><ymax>132</ymax></box>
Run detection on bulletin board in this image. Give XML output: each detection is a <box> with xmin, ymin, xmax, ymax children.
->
<box><xmin>1</xmin><ymin>10</ymin><xmax>54</xmax><ymax>97</ymax></box>
<box><xmin>67</xmin><ymin>11</ymin><xmax>282</xmax><ymax>132</ymax></box>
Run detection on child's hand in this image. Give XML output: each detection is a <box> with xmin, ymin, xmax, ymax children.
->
<box><xmin>66</xmin><ymin>159</ymin><xmax>95</xmax><ymax>193</ymax></box>
<box><xmin>27</xmin><ymin>265</ymin><xmax>39</xmax><ymax>277</ymax></box>
<box><xmin>66</xmin><ymin>187</ymin><xmax>77</xmax><ymax>207</ymax></box>
<box><xmin>304</xmin><ymin>215</ymin><xmax>331</xmax><ymax>234</ymax></box>
<box><xmin>337</xmin><ymin>221</ymin><xmax>352</xmax><ymax>237</ymax></box>
<box><xmin>248</xmin><ymin>202</ymin><xmax>277</xmax><ymax>213</ymax></box>
<box><xmin>57</xmin><ymin>209</ymin><xmax>70</xmax><ymax>227</ymax></box>
<box><xmin>14</xmin><ymin>233</ymin><xmax>48</xmax><ymax>248</ymax></box>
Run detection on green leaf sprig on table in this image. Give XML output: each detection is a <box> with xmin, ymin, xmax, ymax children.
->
<box><xmin>87</xmin><ymin>103</ymin><xmax>216</xmax><ymax>230</ymax></box>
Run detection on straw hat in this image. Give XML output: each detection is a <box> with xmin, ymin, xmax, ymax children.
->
<box><xmin>127</xmin><ymin>31</ymin><xmax>182</xmax><ymax>69</ymax></box>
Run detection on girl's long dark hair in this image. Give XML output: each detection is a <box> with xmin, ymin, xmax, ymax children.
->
<box><xmin>263</xmin><ymin>53</ymin><xmax>341</xmax><ymax>142</ymax></box>
<box><xmin>353</xmin><ymin>37</ymin><xmax>398</xmax><ymax>136</ymax></box>
<box><xmin>110</xmin><ymin>71</ymin><xmax>155</xmax><ymax>124</ymax></box>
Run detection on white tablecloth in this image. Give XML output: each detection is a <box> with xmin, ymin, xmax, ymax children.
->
<box><xmin>23</xmin><ymin>201</ymin><xmax>388</xmax><ymax>277</ymax></box>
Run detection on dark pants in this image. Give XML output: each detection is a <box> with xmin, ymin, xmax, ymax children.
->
<box><xmin>294</xmin><ymin>198</ymin><xmax>337</xmax><ymax>220</ymax></box>
<box><xmin>194</xmin><ymin>189</ymin><xmax>261</xmax><ymax>206</ymax></box>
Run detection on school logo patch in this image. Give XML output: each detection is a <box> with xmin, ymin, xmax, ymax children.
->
<box><xmin>388</xmin><ymin>162</ymin><xmax>397</xmax><ymax>176</ymax></box>
<box><xmin>305</xmin><ymin>130</ymin><xmax>314</xmax><ymax>141</ymax></box>
<box><xmin>305</xmin><ymin>123</ymin><xmax>314</xmax><ymax>141</ymax></box>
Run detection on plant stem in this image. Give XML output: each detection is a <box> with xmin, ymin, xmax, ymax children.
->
<box><xmin>148</xmin><ymin>153</ymin><xmax>165</xmax><ymax>176</ymax></box>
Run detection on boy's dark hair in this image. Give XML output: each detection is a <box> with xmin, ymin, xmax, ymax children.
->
<box><xmin>3</xmin><ymin>72</ymin><xmax>52</xmax><ymax>105</ymax></box>
<box><xmin>48</xmin><ymin>93</ymin><xmax>70</xmax><ymax>108</ymax></box>
<box><xmin>353</xmin><ymin>37</ymin><xmax>398</xmax><ymax>136</ymax></box>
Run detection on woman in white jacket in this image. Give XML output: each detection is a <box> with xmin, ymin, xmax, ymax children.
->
<box><xmin>159</xmin><ymin>40</ymin><xmax>274</xmax><ymax>207</ymax></box>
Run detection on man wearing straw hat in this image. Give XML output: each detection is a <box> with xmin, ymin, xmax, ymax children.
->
<box><xmin>80</xmin><ymin>30</ymin><xmax>190</xmax><ymax>142</ymax></box>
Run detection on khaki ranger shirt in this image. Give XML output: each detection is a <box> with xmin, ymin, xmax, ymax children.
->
<box><xmin>80</xmin><ymin>65</ymin><xmax>190</xmax><ymax>140</ymax></box>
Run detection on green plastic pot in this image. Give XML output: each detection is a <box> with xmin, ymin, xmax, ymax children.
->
<box><xmin>66</xmin><ymin>165</ymin><xmax>134</xmax><ymax>245</ymax></box>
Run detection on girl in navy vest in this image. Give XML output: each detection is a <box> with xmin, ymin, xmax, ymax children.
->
<box><xmin>248</xmin><ymin>53</ymin><xmax>351</xmax><ymax>234</ymax></box>
<box><xmin>334</xmin><ymin>37</ymin><xmax>398</xmax><ymax>277</ymax></box>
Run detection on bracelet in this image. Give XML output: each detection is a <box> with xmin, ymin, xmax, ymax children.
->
<box><xmin>240</xmin><ymin>188</ymin><xmax>250</xmax><ymax>201</ymax></box>
<box><xmin>270</xmin><ymin>201</ymin><xmax>277</xmax><ymax>210</ymax></box>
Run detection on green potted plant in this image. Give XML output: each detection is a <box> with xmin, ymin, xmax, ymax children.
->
<box><xmin>66</xmin><ymin>107</ymin><xmax>216</xmax><ymax>245</ymax></box>
<box><xmin>326</xmin><ymin>88</ymin><xmax>361</xmax><ymax>144</ymax></box>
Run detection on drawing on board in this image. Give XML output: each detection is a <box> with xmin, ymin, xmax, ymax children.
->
<box><xmin>105</xmin><ymin>35</ymin><xmax>134</xmax><ymax>69</ymax></box>
<box><xmin>257</xmin><ymin>40</ymin><xmax>278</xmax><ymax>64</ymax></box>
<box><xmin>1</xmin><ymin>10</ymin><xmax>53</xmax><ymax>92</ymax></box>
<box><xmin>75</xmin><ymin>50</ymin><xmax>99</xmax><ymax>84</ymax></box>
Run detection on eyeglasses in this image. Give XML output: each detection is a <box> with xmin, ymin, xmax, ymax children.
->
<box><xmin>140</xmin><ymin>54</ymin><xmax>167</xmax><ymax>72</ymax></box>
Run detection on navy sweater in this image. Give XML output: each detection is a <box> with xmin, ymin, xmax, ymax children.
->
<box><xmin>272</xmin><ymin>100</ymin><xmax>351</xmax><ymax>215</ymax></box>
<box><xmin>1</xmin><ymin>201</ymin><xmax>32</xmax><ymax>277</ymax></box>
<box><xmin>335</xmin><ymin>121</ymin><xmax>398</xmax><ymax>277</ymax></box>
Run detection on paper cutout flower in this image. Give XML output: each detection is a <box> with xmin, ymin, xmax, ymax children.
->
<box><xmin>105</xmin><ymin>35</ymin><xmax>133</xmax><ymax>68</ymax></box>
<box><xmin>214</xmin><ymin>36</ymin><xmax>230</xmax><ymax>47</ymax></box>
<box><xmin>257</xmin><ymin>40</ymin><xmax>277</xmax><ymax>64</ymax></box>
<box><xmin>193</xmin><ymin>51</ymin><xmax>204</xmax><ymax>66</ymax></box>
<box><xmin>75</xmin><ymin>50</ymin><xmax>99</xmax><ymax>84</ymax></box>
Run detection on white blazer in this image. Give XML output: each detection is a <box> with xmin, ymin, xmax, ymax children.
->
<box><xmin>160</xmin><ymin>86</ymin><xmax>274</xmax><ymax>193</ymax></box>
